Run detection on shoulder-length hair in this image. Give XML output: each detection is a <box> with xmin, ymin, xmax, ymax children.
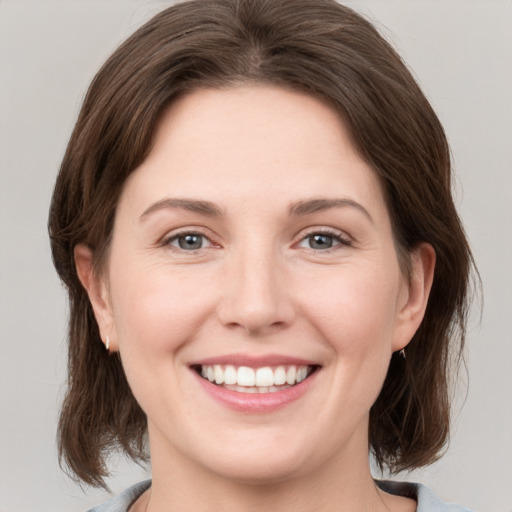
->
<box><xmin>49</xmin><ymin>0</ymin><xmax>475</xmax><ymax>488</ymax></box>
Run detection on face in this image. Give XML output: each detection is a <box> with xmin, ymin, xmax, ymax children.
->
<box><xmin>78</xmin><ymin>85</ymin><xmax>432</xmax><ymax>485</ymax></box>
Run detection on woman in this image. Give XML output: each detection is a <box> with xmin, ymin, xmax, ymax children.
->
<box><xmin>48</xmin><ymin>0</ymin><xmax>475</xmax><ymax>510</ymax></box>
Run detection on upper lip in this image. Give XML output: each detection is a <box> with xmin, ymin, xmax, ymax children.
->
<box><xmin>188</xmin><ymin>353</ymin><xmax>320</xmax><ymax>368</ymax></box>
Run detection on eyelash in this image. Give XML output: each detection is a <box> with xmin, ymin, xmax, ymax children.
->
<box><xmin>161</xmin><ymin>227</ymin><xmax>353</xmax><ymax>253</ymax></box>
<box><xmin>161</xmin><ymin>229</ymin><xmax>216</xmax><ymax>253</ymax></box>
<box><xmin>295</xmin><ymin>228</ymin><xmax>353</xmax><ymax>252</ymax></box>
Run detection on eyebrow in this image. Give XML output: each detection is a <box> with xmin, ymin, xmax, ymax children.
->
<box><xmin>139</xmin><ymin>198</ymin><xmax>225</xmax><ymax>221</ymax></box>
<box><xmin>139</xmin><ymin>196</ymin><xmax>373</xmax><ymax>223</ymax></box>
<box><xmin>288</xmin><ymin>198</ymin><xmax>373</xmax><ymax>223</ymax></box>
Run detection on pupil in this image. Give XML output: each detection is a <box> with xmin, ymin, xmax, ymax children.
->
<box><xmin>179</xmin><ymin>234</ymin><xmax>202</xmax><ymax>250</ymax></box>
<box><xmin>310</xmin><ymin>234</ymin><xmax>333</xmax><ymax>249</ymax></box>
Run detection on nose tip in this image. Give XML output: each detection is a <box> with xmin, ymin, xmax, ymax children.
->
<box><xmin>225</xmin><ymin>301</ymin><xmax>289</xmax><ymax>334</ymax></box>
<box><xmin>216</xmin><ymin>257</ymin><xmax>295</xmax><ymax>335</ymax></box>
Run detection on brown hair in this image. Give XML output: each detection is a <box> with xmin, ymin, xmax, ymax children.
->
<box><xmin>49</xmin><ymin>0</ymin><xmax>475</xmax><ymax>488</ymax></box>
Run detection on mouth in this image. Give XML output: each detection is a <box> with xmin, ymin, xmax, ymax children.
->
<box><xmin>191</xmin><ymin>364</ymin><xmax>319</xmax><ymax>394</ymax></box>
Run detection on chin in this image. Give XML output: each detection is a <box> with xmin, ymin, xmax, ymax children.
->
<box><xmin>190</xmin><ymin>428</ymin><xmax>323</xmax><ymax>486</ymax></box>
<box><xmin>206</xmin><ymin>452</ymin><xmax>308</xmax><ymax>486</ymax></box>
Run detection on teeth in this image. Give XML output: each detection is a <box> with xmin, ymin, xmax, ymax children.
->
<box><xmin>286</xmin><ymin>366</ymin><xmax>296</xmax><ymax>385</ymax></box>
<box><xmin>223</xmin><ymin>383</ymin><xmax>291</xmax><ymax>394</ymax></box>
<box><xmin>214</xmin><ymin>365</ymin><xmax>224</xmax><ymax>385</ymax></box>
<box><xmin>199</xmin><ymin>364</ymin><xmax>313</xmax><ymax>390</ymax></box>
<box><xmin>224</xmin><ymin>365</ymin><xmax>237</xmax><ymax>385</ymax></box>
<box><xmin>255</xmin><ymin>367</ymin><xmax>274</xmax><ymax>387</ymax></box>
<box><xmin>274</xmin><ymin>366</ymin><xmax>286</xmax><ymax>385</ymax></box>
<box><xmin>237</xmin><ymin>366</ymin><xmax>255</xmax><ymax>386</ymax></box>
<box><xmin>296</xmin><ymin>366</ymin><xmax>308</xmax><ymax>383</ymax></box>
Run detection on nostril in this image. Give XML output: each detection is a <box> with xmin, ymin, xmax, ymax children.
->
<box><xmin>216</xmin><ymin>267</ymin><xmax>295</xmax><ymax>333</ymax></box>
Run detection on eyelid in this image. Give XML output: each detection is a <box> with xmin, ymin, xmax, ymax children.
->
<box><xmin>294</xmin><ymin>226</ymin><xmax>353</xmax><ymax>250</ymax></box>
<box><xmin>158</xmin><ymin>225</ymin><xmax>353</xmax><ymax>252</ymax></box>
<box><xmin>160</xmin><ymin>227</ymin><xmax>220</xmax><ymax>251</ymax></box>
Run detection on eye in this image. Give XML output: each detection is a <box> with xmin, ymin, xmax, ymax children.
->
<box><xmin>165</xmin><ymin>232</ymin><xmax>212</xmax><ymax>251</ymax></box>
<box><xmin>297</xmin><ymin>230</ymin><xmax>351</xmax><ymax>251</ymax></box>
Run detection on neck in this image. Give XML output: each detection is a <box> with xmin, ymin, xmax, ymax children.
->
<box><xmin>142</xmin><ymin>424</ymin><xmax>393</xmax><ymax>512</ymax></box>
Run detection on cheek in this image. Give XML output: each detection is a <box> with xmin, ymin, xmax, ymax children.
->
<box><xmin>107</xmin><ymin>262</ymin><xmax>218</xmax><ymax>417</ymax></box>
<box><xmin>299</xmin><ymin>264</ymin><xmax>401</xmax><ymax>355</ymax></box>
<box><xmin>109</xmin><ymin>262</ymin><xmax>215</xmax><ymax>356</ymax></box>
<box><xmin>297</xmin><ymin>263</ymin><xmax>401</xmax><ymax>411</ymax></box>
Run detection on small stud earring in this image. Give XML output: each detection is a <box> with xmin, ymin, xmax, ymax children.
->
<box><xmin>105</xmin><ymin>336</ymin><xmax>110</xmax><ymax>351</ymax></box>
<box><xmin>399</xmin><ymin>348</ymin><xmax>406</xmax><ymax>359</ymax></box>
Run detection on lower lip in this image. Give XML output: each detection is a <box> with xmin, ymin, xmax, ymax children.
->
<box><xmin>193</xmin><ymin>370</ymin><xmax>318</xmax><ymax>413</ymax></box>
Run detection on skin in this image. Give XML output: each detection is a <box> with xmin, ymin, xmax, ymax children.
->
<box><xmin>76</xmin><ymin>85</ymin><xmax>434</xmax><ymax>512</ymax></box>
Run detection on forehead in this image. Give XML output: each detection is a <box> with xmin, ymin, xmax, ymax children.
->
<box><xmin>118</xmin><ymin>85</ymin><xmax>388</xmax><ymax>222</ymax></box>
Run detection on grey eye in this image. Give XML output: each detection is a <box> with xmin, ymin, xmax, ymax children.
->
<box><xmin>307</xmin><ymin>234</ymin><xmax>336</xmax><ymax>250</ymax></box>
<box><xmin>173</xmin><ymin>234</ymin><xmax>205</xmax><ymax>250</ymax></box>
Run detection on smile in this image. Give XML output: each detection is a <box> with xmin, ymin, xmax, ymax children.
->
<box><xmin>195</xmin><ymin>364</ymin><xmax>316</xmax><ymax>394</ymax></box>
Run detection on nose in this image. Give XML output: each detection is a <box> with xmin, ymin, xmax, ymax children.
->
<box><xmin>216</xmin><ymin>246</ymin><xmax>295</xmax><ymax>335</ymax></box>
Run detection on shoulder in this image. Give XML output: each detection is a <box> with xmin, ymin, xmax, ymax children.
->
<box><xmin>85</xmin><ymin>480</ymin><xmax>152</xmax><ymax>512</ymax></box>
<box><xmin>86</xmin><ymin>478</ymin><xmax>472</xmax><ymax>512</ymax></box>
<box><xmin>376</xmin><ymin>480</ymin><xmax>473</xmax><ymax>512</ymax></box>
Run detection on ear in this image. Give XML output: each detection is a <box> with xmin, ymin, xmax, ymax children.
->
<box><xmin>74</xmin><ymin>244</ymin><xmax>117</xmax><ymax>351</ymax></box>
<box><xmin>392</xmin><ymin>243</ymin><xmax>436</xmax><ymax>352</ymax></box>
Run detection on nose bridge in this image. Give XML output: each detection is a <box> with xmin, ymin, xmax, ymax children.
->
<box><xmin>218</xmin><ymin>237</ymin><xmax>293</xmax><ymax>333</ymax></box>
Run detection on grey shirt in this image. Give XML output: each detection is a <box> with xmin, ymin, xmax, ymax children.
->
<box><xmin>87</xmin><ymin>479</ymin><xmax>473</xmax><ymax>512</ymax></box>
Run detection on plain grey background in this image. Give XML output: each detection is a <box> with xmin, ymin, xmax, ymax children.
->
<box><xmin>0</xmin><ymin>1</ymin><xmax>511</xmax><ymax>511</ymax></box>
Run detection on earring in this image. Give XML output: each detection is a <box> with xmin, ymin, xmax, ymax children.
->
<box><xmin>105</xmin><ymin>336</ymin><xmax>110</xmax><ymax>351</ymax></box>
<box><xmin>399</xmin><ymin>348</ymin><xmax>406</xmax><ymax>359</ymax></box>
